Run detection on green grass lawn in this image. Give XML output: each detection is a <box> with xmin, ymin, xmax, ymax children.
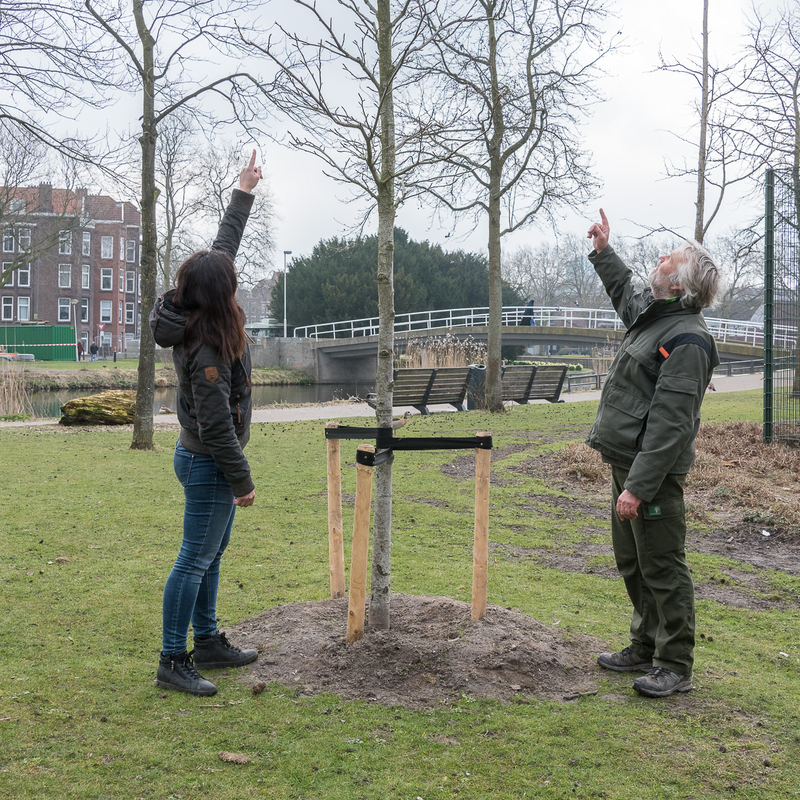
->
<box><xmin>1</xmin><ymin>389</ymin><xmax>798</xmax><ymax>799</ymax></box>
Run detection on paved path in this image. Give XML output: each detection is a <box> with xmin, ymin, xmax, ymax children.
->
<box><xmin>1</xmin><ymin>371</ymin><xmax>763</xmax><ymax>428</ymax></box>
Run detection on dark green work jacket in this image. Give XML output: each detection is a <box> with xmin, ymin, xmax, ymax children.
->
<box><xmin>586</xmin><ymin>246</ymin><xmax>719</xmax><ymax>502</ymax></box>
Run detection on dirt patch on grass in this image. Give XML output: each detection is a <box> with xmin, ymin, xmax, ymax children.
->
<box><xmin>230</xmin><ymin>594</ymin><xmax>602</xmax><ymax>710</ymax></box>
<box><xmin>229</xmin><ymin>420</ymin><xmax>799</xmax><ymax>709</ymax></box>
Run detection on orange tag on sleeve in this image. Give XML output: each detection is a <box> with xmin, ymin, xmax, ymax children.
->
<box><xmin>204</xmin><ymin>366</ymin><xmax>219</xmax><ymax>383</ymax></box>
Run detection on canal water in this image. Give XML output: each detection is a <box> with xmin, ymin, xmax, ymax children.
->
<box><xmin>29</xmin><ymin>382</ymin><xmax>374</xmax><ymax>419</ymax></box>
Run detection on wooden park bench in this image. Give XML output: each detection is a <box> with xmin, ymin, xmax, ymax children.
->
<box><xmin>366</xmin><ymin>366</ymin><xmax>476</xmax><ymax>415</ymax></box>
<box><xmin>501</xmin><ymin>363</ymin><xmax>568</xmax><ymax>405</ymax></box>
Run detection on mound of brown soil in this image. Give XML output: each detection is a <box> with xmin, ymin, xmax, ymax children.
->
<box><xmin>230</xmin><ymin>594</ymin><xmax>603</xmax><ymax>709</ymax></box>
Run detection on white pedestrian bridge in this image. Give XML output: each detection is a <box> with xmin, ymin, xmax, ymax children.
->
<box><xmin>293</xmin><ymin>305</ymin><xmax>792</xmax><ymax>351</ymax></box>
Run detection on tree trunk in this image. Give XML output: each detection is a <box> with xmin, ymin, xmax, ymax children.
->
<box><xmin>485</xmin><ymin>7</ymin><xmax>505</xmax><ymax>414</ymax></box>
<box><xmin>694</xmin><ymin>0</ymin><xmax>710</xmax><ymax>244</ymax></box>
<box><xmin>368</xmin><ymin>0</ymin><xmax>396</xmax><ymax>631</ymax></box>
<box><xmin>131</xmin><ymin>0</ymin><xmax>156</xmax><ymax>451</ymax></box>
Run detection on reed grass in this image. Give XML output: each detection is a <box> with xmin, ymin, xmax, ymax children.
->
<box><xmin>0</xmin><ymin>363</ymin><xmax>33</xmax><ymax>419</ymax></box>
<box><xmin>399</xmin><ymin>333</ymin><xmax>487</xmax><ymax>368</ymax></box>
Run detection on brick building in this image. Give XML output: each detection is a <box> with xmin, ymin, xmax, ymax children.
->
<box><xmin>1</xmin><ymin>183</ymin><xmax>141</xmax><ymax>356</ymax></box>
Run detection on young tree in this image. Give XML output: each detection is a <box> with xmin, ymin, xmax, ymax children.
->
<box><xmin>84</xmin><ymin>0</ymin><xmax>257</xmax><ymax>451</ymax></box>
<box><xmin>242</xmin><ymin>0</ymin><xmax>446</xmax><ymax>629</ymax></box>
<box><xmin>425</xmin><ymin>0</ymin><xmax>612</xmax><ymax>411</ymax></box>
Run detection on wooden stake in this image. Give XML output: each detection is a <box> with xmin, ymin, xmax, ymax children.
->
<box><xmin>346</xmin><ymin>445</ymin><xmax>375</xmax><ymax>644</ymax></box>
<box><xmin>326</xmin><ymin>422</ymin><xmax>345</xmax><ymax>598</ymax></box>
<box><xmin>471</xmin><ymin>431</ymin><xmax>491</xmax><ymax>620</ymax></box>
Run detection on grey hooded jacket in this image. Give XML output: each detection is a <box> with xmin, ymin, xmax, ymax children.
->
<box><xmin>150</xmin><ymin>189</ymin><xmax>255</xmax><ymax>497</ymax></box>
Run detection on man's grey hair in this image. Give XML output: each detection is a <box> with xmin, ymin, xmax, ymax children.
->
<box><xmin>670</xmin><ymin>240</ymin><xmax>721</xmax><ymax>309</ymax></box>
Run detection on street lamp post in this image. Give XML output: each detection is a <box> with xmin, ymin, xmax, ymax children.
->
<box><xmin>283</xmin><ymin>250</ymin><xmax>292</xmax><ymax>338</ymax></box>
<box><xmin>70</xmin><ymin>299</ymin><xmax>79</xmax><ymax>362</ymax></box>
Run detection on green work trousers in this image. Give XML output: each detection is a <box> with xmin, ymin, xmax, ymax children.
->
<box><xmin>610</xmin><ymin>467</ymin><xmax>695</xmax><ymax>676</ymax></box>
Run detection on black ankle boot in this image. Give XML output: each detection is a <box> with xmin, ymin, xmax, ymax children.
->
<box><xmin>192</xmin><ymin>631</ymin><xmax>258</xmax><ymax>669</ymax></box>
<box><xmin>156</xmin><ymin>651</ymin><xmax>217</xmax><ymax>696</ymax></box>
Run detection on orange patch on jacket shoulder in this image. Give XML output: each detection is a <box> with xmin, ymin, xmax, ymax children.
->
<box><xmin>204</xmin><ymin>366</ymin><xmax>219</xmax><ymax>383</ymax></box>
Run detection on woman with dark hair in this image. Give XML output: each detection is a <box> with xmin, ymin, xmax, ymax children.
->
<box><xmin>150</xmin><ymin>150</ymin><xmax>262</xmax><ymax>696</ymax></box>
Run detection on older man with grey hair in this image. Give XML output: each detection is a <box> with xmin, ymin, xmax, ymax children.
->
<box><xmin>585</xmin><ymin>209</ymin><xmax>721</xmax><ymax>698</ymax></box>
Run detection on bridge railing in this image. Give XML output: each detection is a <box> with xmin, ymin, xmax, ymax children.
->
<box><xmin>292</xmin><ymin>306</ymin><xmax>796</xmax><ymax>349</ymax></box>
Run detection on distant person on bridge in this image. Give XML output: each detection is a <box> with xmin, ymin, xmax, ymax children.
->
<box><xmin>150</xmin><ymin>149</ymin><xmax>263</xmax><ymax>697</ymax></box>
<box><xmin>520</xmin><ymin>297</ymin><xmax>536</xmax><ymax>326</ymax></box>
<box><xmin>585</xmin><ymin>208</ymin><xmax>721</xmax><ymax>698</ymax></box>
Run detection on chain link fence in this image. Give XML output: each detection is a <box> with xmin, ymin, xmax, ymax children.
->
<box><xmin>764</xmin><ymin>169</ymin><xmax>800</xmax><ymax>445</ymax></box>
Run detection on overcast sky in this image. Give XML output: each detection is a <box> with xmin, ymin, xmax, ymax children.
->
<box><xmin>259</xmin><ymin>0</ymin><xmax>762</xmax><ymax>275</ymax></box>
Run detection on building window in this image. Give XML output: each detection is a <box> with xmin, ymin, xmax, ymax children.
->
<box><xmin>126</xmin><ymin>270</ymin><xmax>135</xmax><ymax>294</ymax></box>
<box><xmin>125</xmin><ymin>302</ymin><xmax>135</xmax><ymax>324</ymax></box>
<box><xmin>18</xmin><ymin>228</ymin><xmax>31</xmax><ymax>251</ymax></box>
<box><xmin>126</xmin><ymin>239</ymin><xmax>136</xmax><ymax>263</ymax></box>
<box><xmin>1</xmin><ymin>262</ymin><xmax>12</xmax><ymax>288</ymax></box>
<box><xmin>80</xmin><ymin>297</ymin><xmax>89</xmax><ymax>323</ymax></box>
<box><xmin>17</xmin><ymin>296</ymin><xmax>30</xmax><ymax>322</ymax></box>
<box><xmin>82</xmin><ymin>231</ymin><xmax>92</xmax><ymax>256</ymax></box>
<box><xmin>100</xmin><ymin>268</ymin><xmax>113</xmax><ymax>291</ymax></box>
<box><xmin>119</xmin><ymin>268</ymin><xmax>124</xmax><ymax>292</ymax></box>
<box><xmin>59</xmin><ymin>231</ymin><xmax>72</xmax><ymax>255</ymax></box>
<box><xmin>9</xmin><ymin>198</ymin><xmax>25</xmax><ymax>213</ymax></box>
<box><xmin>58</xmin><ymin>263</ymin><xmax>72</xmax><ymax>289</ymax></box>
<box><xmin>82</xmin><ymin>264</ymin><xmax>90</xmax><ymax>289</ymax></box>
<box><xmin>3</xmin><ymin>229</ymin><xmax>13</xmax><ymax>252</ymax></box>
<box><xmin>1</xmin><ymin>296</ymin><xmax>12</xmax><ymax>321</ymax></box>
<box><xmin>101</xmin><ymin>236</ymin><xmax>114</xmax><ymax>259</ymax></box>
<box><xmin>100</xmin><ymin>300</ymin><xmax>112</xmax><ymax>323</ymax></box>
<box><xmin>17</xmin><ymin>263</ymin><xmax>30</xmax><ymax>288</ymax></box>
<box><xmin>58</xmin><ymin>298</ymin><xmax>72</xmax><ymax>322</ymax></box>
<box><xmin>119</xmin><ymin>237</ymin><xmax>125</xmax><ymax>262</ymax></box>
<box><xmin>101</xmin><ymin>332</ymin><xmax>112</xmax><ymax>347</ymax></box>
<box><xmin>118</xmin><ymin>300</ymin><xmax>123</xmax><ymax>324</ymax></box>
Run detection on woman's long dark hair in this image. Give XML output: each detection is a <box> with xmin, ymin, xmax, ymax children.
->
<box><xmin>173</xmin><ymin>249</ymin><xmax>246</xmax><ymax>363</ymax></box>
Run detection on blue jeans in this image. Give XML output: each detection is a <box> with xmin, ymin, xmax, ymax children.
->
<box><xmin>162</xmin><ymin>442</ymin><xmax>236</xmax><ymax>654</ymax></box>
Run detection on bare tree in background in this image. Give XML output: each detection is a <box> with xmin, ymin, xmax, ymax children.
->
<box><xmin>708</xmin><ymin>228</ymin><xmax>763</xmax><ymax>320</ymax></box>
<box><xmin>424</xmin><ymin>0</ymin><xmax>612</xmax><ymax>412</ymax></box>
<box><xmin>736</xmin><ymin>5</ymin><xmax>800</xmax><ymax>222</ymax></box>
<box><xmin>84</xmin><ymin>0</ymin><xmax>258</xmax><ymax>451</ymax></box>
<box><xmin>0</xmin><ymin>124</ymin><xmax>93</xmax><ymax>288</ymax></box>
<box><xmin>502</xmin><ymin>243</ymin><xmax>565</xmax><ymax>307</ymax></box>
<box><xmin>657</xmin><ymin>0</ymin><xmax>753</xmax><ymax>244</ymax></box>
<box><xmin>241</xmin><ymin>0</ymin><xmax>448</xmax><ymax>630</ymax></box>
<box><xmin>155</xmin><ymin>112</ymin><xmax>205</xmax><ymax>293</ymax></box>
<box><xmin>197</xmin><ymin>140</ymin><xmax>276</xmax><ymax>287</ymax></box>
<box><xmin>734</xmin><ymin>5</ymin><xmax>800</xmax><ymax>391</ymax></box>
<box><xmin>0</xmin><ymin>125</ymin><xmax>48</xmax><ymax>288</ymax></box>
<box><xmin>558</xmin><ymin>232</ymin><xmax>606</xmax><ymax>307</ymax></box>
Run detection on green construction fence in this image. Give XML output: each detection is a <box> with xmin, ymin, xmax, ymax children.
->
<box><xmin>0</xmin><ymin>324</ymin><xmax>77</xmax><ymax>361</ymax></box>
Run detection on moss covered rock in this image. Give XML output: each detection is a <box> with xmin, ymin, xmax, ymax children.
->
<box><xmin>59</xmin><ymin>390</ymin><xmax>137</xmax><ymax>426</ymax></box>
